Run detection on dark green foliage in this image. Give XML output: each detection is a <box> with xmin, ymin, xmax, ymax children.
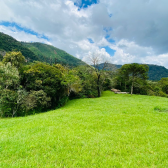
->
<box><xmin>99</xmin><ymin>63</ymin><xmax>168</xmax><ymax>81</ymax></box>
<box><xmin>158</xmin><ymin>78</ymin><xmax>168</xmax><ymax>94</ymax></box>
<box><xmin>115</xmin><ymin>63</ymin><xmax>149</xmax><ymax>95</ymax></box>
<box><xmin>22</xmin><ymin>42</ymin><xmax>86</xmax><ymax>67</ymax></box>
<box><xmin>0</xmin><ymin>54</ymin><xmax>3</xmax><ymax>61</ymax></box>
<box><xmin>74</xmin><ymin>65</ymin><xmax>105</xmax><ymax>98</ymax></box>
<box><xmin>147</xmin><ymin>64</ymin><xmax>168</xmax><ymax>81</ymax></box>
<box><xmin>20</xmin><ymin>62</ymin><xmax>66</xmax><ymax>108</ymax></box>
<box><xmin>0</xmin><ymin>89</ymin><xmax>17</xmax><ymax>117</ymax></box>
<box><xmin>0</xmin><ymin>32</ymin><xmax>39</xmax><ymax>62</ymax></box>
<box><xmin>20</xmin><ymin>90</ymin><xmax>51</xmax><ymax>115</ymax></box>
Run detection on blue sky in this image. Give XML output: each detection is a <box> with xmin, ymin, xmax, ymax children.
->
<box><xmin>0</xmin><ymin>21</ymin><xmax>49</xmax><ymax>40</ymax></box>
<box><xmin>0</xmin><ymin>0</ymin><xmax>116</xmax><ymax>57</ymax></box>
<box><xmin>0</xmin><ymin>0</ymin><xmax>168</xmax><ymax>67</ymax></box>
<box><xmin>74</xmin><ymin>0</ymin><xmax>99</xmax><ymax>9</ymax></box>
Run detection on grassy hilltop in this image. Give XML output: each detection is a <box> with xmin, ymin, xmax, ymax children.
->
<box><xmin>1</xmin><ymin>91</ymin><xmax>168</xmax><ymax>167</ymax></box>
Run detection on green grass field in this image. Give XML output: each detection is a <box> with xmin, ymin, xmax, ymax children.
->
<box><xmin>1</xmin><ymin>91</ymin><xmax>168</xmax><ymax>168</ymax></box>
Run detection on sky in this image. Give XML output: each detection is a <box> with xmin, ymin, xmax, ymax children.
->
<box><xmin>0</xmin><ymin>0</ymin><xmax>168</xmax><ymax>67</ymax></box>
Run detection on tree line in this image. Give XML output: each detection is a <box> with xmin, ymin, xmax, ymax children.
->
<box><xmin>0</xmin><ymin>51</ymin><xmax>168</xmax><ymax>117</ymax></box>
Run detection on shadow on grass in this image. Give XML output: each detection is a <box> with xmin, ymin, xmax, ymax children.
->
<box><xmin>154</xmin><ymin>106</ymin><xmax>168</xmax><ymax>112</ymax></box>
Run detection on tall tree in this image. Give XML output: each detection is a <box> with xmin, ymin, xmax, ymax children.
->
<box><xmin>0</xmin><ymin>62</ymin><xmax>20</xmax><ymax>117</ymax></box>
<box><xmin>119</xmin><ymin>63</ymin><xmax>149</xmax><ymax>95</ymax></box>
<box><xmin>88</xmin><ymin>54</ymin><xmax>108</xmax><ymax>97</ymax></box>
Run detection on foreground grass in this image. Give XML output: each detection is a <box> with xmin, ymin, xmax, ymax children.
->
<box><xmin>1</xmin><ymin>91</ymin><xmax>168</xmax><ymax>168</ymax></box>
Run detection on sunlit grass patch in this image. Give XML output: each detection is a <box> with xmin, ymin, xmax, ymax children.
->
<box><xmin>1</xmin><ymin>91</ymin><xmax>168</xmax><ymax>167</ymax></box>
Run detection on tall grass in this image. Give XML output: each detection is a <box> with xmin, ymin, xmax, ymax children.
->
<box><xmin>1</xmin><ymin>91</ymin><xmax>168</xmax><ymax>167</ymax></box>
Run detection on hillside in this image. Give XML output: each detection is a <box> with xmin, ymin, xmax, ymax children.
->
<box><xmin>0</xmin><ymin>32</ymin><xmax>86</xmax><ymax>67</ymax></box>
<box><xmin>22</xmin><ymin>42</ymin><xmax>86</xmax><ymax>67</ymax></box>
<box><xmin>1</xmin><ymin>91</ymin><xmax>168</xmax><ymax>167</ymax></box>
<box><xmin>98</xmin><ymin>63</ymin><xmax>168</xmax><ymax>81</ymax></box>
<box><xmin>0</xmin><ymin>32</ymin><xmax>39</xmax><ymax>61</ymax></box>
<box><xmin>147</xmin><ymin>64</ymin><xmax>168</xmax><ymax>81</ymax></box>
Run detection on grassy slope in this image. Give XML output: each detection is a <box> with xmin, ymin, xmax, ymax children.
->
<box><xmin>1</xmin><ymin>91</ymin><xmax>168</xmax><ymax>167</ymax></box>
<box><xmin>22</xmin><ymin>42</ymin><xmax>86</xmax><ymax>67</ymax></box>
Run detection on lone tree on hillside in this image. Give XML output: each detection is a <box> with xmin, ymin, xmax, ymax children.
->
<box><xmin>87</xmin><ymin>53</ymin><xmax>109</xmax><ymax>97</ymax></box>
<box><xmin>119</xmin><ymin>63</ymin><xmax>149</xmax><ymax>95</ymax></box>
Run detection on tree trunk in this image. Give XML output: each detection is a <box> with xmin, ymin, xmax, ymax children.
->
<box><xmin>125</xmin><ymin>80</ymin><xmax>126</xmax><ymax>91</ymax></box>
<box><xmin>97</xmin><ymin>74</ymin><xmax>101</xmax><ymax>97</ymax></box>
<box><xmin>131</xmin><ymin>81</ymin><xmax>134</xmax><ymax>95</ymax></box>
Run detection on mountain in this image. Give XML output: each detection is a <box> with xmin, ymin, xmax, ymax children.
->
<box><xmin>147</xmin><ymin>64</ymin><xmax>168</xmax><ymax>81</ymax></box>
<box><xmin>22</xmin><ymin>42</ymin><xmax>86</xmax><ymax>67</ymax></box>
<box><xmin>98</xmin><ymin>63</ymin><xmax>168</xmax><ymax>81</ymax></box>
<box><xmin>1</xmin><ymin>32</ymin><xmax>168</xmax><ymax>80</ymax></box>
<box><xmin>0</xmin><ymin>32</ymin><xmax>86</xmax><ymax>67</ymax></box>
<box><xmin>0</xmin><ymin>32</ymin><xmax>40</xmax><ymax>61</ymax></box>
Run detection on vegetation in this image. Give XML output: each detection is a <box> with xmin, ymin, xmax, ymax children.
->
<box><xmin>22</xmin><ymin>42</ymin><xmax>86</xmax><ymax>67</ymax></box>
<box><xmin>0</xmin><ymin>32</ymin><xmax>86</xmax><ymax>67</ymax></box>
<box><xmin>0</xmin><ymin>32</ymin><xmax>39</xmax><ymax>62</ymax></box>
<box><xmin>2</xmin><ymin>51</ymin><xmax>25</xmax><ymax>68</ymax></box>
<box><xmin>1</xmin><ymin>32</ymin><xmax>168</xmax><ymax>167</ymax></box>
<box><xmin>99</xmin><ymin>63</ymin><xmax>168</xmax><ymax>81</ymax></box>
<box><xmin>117</xmin><ymin>63</ymin><xmax>149</xmax><ymax>95</ymax></box>
<box><xmin>1</xmin><ymin>91</ymin><xmax>168</xmax><ymax>167</ymax></box>
<box><xmin>1</xmin><ymin>50</ymin><xmax>168</xmax><ymax>117</ymax></box>
<box><xmin>0</xmin><ymin>51</ymin><xmax>111</xmax><ymax>117</ymax></box>
<box><xmin>1</xmin><ymin>32</ymin><xmax>168</xmax><ymax>80</ymax></box>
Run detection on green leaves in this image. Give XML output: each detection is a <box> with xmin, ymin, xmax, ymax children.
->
<box><xmin>3</xmin><ymin>51</ymin><xmax>25</xmax><ymax>68</ymax></box>
<box><xmin>117</xmin><ymin>63</ymin><xmax>149</xmax><ymax>94</ymax></box>
<box><xmin>0</xmin><ymin>62</ymin><xmax>19</xmax><ymax>89</ymax></box>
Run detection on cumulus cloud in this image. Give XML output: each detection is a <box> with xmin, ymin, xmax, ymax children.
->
<box><xmin>102</xmin><ymin>0</ymin><xmax>168</xmax><ymax>54</ymax></box>
<box><xmin>0</xmin><ymin>0</ymin><xmax>168</xmax><ymax>67</ymax></box>
<box><xmin>0</xmin><ymin>25</ymin><xmax>52</xmax><ymax>45</ymax></box>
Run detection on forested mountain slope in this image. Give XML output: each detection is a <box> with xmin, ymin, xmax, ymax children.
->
<box><xmin>98</xmin><ymin>63</ymin><xmax>168</xmax><ymax>81</ymax></box>
<box><xmin>22</xmin><ymin>42</ymin><xmax>86</xmax><ymax>67</ymax></box>
<box><xmin>0</xmin><ymin>32</ymin><xmax>86</xmax><ymax>66</ymax></box>
<box><xmin>0</xmin><ymin>32</ymin><xmax>39</xmax><ymax>61</ymax></box>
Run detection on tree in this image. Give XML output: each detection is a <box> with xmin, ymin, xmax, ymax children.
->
<box><xmin>0</xmin><ymin>62</ymin><xmax>20</xmax><ymax>117</ymax></box>
<box><xmin>119</xmin><ymin>63</ymin><xmax>149</xmax><ymax>95</ymax></box>
<box><xmin>0</xmin><ymin>62</ymin><xmax>19</xmax><ymax>89</ymax></box>
<box><xmin>3</xmin><ymin>51</ymin><xmax>25</xmax><ymax>68</ymax></box>
<box><xmin>159</xmin><ymin>77</ymin><xmax>168</xmax><ymax>94</ymax></box>
<box><xmin>20</xmin><ymin>62</ymin><xmax>65</xmax><ymax>108</ymax></box>
<box><xmin>20</xmin><ymin>90</ymin><xmax>51</xmax><ymax>114</ymax></box>
<box><xmin>87</xmin><ymin>54</ymin><xmax>109</xmax><ymax>97</ymax></box>
<box><xmin>54</xmin><ymin>64</ymin><xmax>82</xmax><ymax>97</ymax></box>
<box><xmin>75</xmin><ymin>65</ymin><xmax>97</xmax><ymax>98</ymax></box>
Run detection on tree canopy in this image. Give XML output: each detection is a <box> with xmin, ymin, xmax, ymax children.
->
<box><xmin>119</xmin><ymin>63</ymin><xmax>149</xmax><ymax>95</ymax></box>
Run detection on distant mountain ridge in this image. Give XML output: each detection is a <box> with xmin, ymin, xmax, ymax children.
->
<box><xmin>98</xmin><ymin>63</ymin><xmax>168</xmax><ymax>81</ymax></box>
<box><xmin>0</xmin><ymin>32</ymin><xmax>86</xmax><ymax>67</ymax></box>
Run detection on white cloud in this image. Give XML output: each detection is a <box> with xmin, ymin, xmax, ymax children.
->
<box><xmin>0</xmin><ymin>0</ymin><xmax>168</xmax><ymax>68</ymax></box>
<box><xmin>0</xmin><ymin>25</ymin><xmax>51</xmax><ymax>44</ymax></box>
